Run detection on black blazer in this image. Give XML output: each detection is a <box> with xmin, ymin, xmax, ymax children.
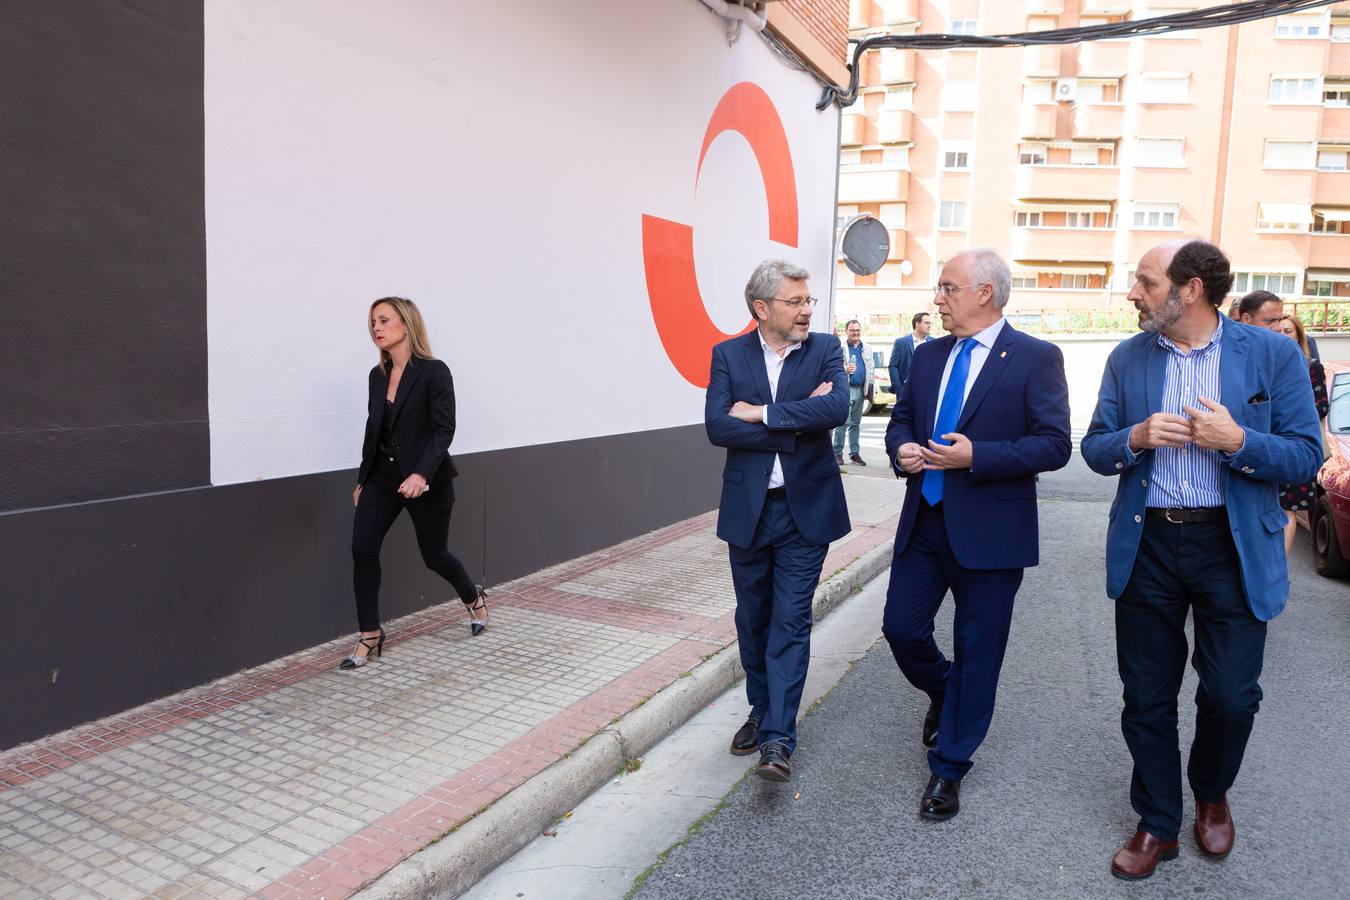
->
<box><xmin>358</xmin><ymin>357</ymin><xmax>459</xmax><ymax>486</ymax></box>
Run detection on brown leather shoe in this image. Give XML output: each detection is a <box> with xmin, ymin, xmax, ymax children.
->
<box><xmin>1194</xmin><ymin>796</ymin><xmax>1235</xmax><ymax>858</ymax></box>
<box><xmin>729</xmin><ymin>715</ymin><xmax>761</xmax><ymax>756</ymax></box>
<box><xmin>1110</xmin><ymin>830</ymin><xmax>1179</xmax><ymax>880</ymax></box>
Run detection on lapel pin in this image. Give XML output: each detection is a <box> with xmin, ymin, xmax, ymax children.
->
<box><xmin>999</xmin><ymin>351</ymin><xmax>1007</xmax><ymax>358</ymax></box>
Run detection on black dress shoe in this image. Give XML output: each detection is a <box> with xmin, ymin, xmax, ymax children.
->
<box><xmin>922</xmin><ymin>698</ymin><xmax>943</xmax><ymax>748</ymax></box>
<box><xmin>755</xmin><ymin>743</ymin><xmax>791</xmax><ymax>782</ymax></box>
<box><xmin>729</xmin><ymin>715</ymin><xmax>762</xmax><ymax>756</ymax></box>
<box><xmin>919</xmin><ymin>774</ymin><xmax>960</xmax><ymax>821</ymax></box>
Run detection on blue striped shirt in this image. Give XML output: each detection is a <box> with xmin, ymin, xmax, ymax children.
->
<box><xmin>1140</xmin><ymin>317</ymin><xmax>1226</xmax><ymax>508</ymax></box>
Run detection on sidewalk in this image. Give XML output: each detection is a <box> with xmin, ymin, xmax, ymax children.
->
<box><xmin>0</xmin><ymin>471</ymin><xmax>905</xmax><ymax>899</ymax></box>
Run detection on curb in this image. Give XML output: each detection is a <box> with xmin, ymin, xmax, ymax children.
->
<box><xmin>359</xmin><ymin>532</ymin><xmax>896</xmax><ymax>899</ymax></box>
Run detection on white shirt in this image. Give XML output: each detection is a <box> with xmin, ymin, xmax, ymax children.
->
<box><xmin>760</xmin><ymin>330</ymin><xmax>801</xmax><ymax>490</ymax></box>
<box><xmin>935</xmin><ymin>317</ymin><xmax>1006</xmax><ymax>414</ymax></box>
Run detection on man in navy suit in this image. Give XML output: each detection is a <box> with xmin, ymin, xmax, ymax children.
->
<box><xmin>1082</xmin><ymin>240</ymin><xmax>1321</xmax><ymax>880</ymax></box>
<box><xmin>705</xmin><ymin>259</ymin><xmax>852</xmax><ymax>783</ymax></box>
<box><xmin>888</xmin><ymin>311</ymin><xmax>933</xmax><ymax>393</ymax></box>
<box><xmin>882</xmin><ymin>248</ymin><xmax>1071</xmax><ymax>820</ymax></box>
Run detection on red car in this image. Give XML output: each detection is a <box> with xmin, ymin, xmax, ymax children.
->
<box><xmin>1311</xmin><ymin>360</ymin><xmax>1350</xmax><ymax>578</ymax></box>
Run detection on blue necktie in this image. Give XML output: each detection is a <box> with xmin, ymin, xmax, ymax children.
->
<box><xmin>921</xmin><ymin>338</ymin><xmax>976</xmax><ymax>507</ymax></box>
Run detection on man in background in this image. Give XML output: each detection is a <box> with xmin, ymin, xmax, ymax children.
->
<box><xmin>888</xmin><ymin>312</ymin><xmax>933</xmax><ymax>395</ymax></box>
<box><xmin>833</xmin><ymin>319</ymin><xmax>872</xmax><ymax>466</ymax></box>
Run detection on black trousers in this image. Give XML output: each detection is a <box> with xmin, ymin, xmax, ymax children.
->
<box><xmin>1116</xmin><ymin>517</ymin><xmax>1267</xmax><ymax>842</ymax></box>
<box><xmin>351</xmin><ymin>456</ymin><xmax>477</xmax><ymax>631</ymax></box>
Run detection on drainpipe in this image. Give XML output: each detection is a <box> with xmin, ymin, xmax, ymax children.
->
<box><xmin>697</xmin><ymin>0</ymin><xmax>767</xmax><ymax>46</ymax></box>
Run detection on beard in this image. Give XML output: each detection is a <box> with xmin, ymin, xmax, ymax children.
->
<box><xmin>1139</xmin><ymin>286</ymin><xmax>1184</xmax><ymax>334</ymax></box>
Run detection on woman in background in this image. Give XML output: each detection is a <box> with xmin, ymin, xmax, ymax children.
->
<box><xmin>1275</xmin><ymin>313</ymin><xmax>1329</xmax><ymax>555</ymax></box>
<box><xmin>342</xmin><ymin>296</ymin><xmax>488</xmax><ymax>670</ymax></box>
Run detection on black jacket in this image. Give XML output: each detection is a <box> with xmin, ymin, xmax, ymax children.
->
<box><xmin>357</xmin><ymin>357</ymin><xmax>459</xmax><ymax>486</ymax></box>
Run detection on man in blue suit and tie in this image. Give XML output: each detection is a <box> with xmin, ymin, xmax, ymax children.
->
<box><xmin>887</xmin><ymin>311</ymin><xmax>933</xmax><ymax>394</ymax></box>
<box><xmin>705</xmin><ymin>259</ymin><xmax>852</xmax><ymax>783</ymax></box>
<box><xmin>882</xmin><ymin>249</ymin><xmax>1071</xmax><ymax>821</ymax></box>
<box><xmin>1082</xmin><ymin>240</ymin><xmax>1322</xmax><ymax>880</ymax></box>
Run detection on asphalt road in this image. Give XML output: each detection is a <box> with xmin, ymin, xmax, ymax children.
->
<box><xmin>631</xmin><ymin>462</ymin><xmax>1350</xmax><ymax>900</ymax></box>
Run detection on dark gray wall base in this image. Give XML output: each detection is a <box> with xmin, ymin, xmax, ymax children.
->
<box><xmin>2</xmin><ymin>423</ymin><xmax>721</xmax><ymax>751</ymax></box>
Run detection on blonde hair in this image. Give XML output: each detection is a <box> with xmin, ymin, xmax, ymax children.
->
<box><xmin>369</xmin><ymin>296</ymin><xmax>434</xmax><ymax>371</ymax></box>
<box><xmin>1280</xmin><ymin>314</ymin><xmax>1311</xmax><ymax>360</ymax></box>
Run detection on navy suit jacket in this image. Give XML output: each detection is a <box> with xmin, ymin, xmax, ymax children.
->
<box><xmin>888</xmin><ymin>334</ymin><xmax>924</xmax><ymax>393</ymax></box>
<box><xmin>884</xmin><ymin>324</ymin><xmax>1072</xmax><ymax>570</ymax></box>
<box><xmin>1080</xmin><ymin>321</ymin><xmax>1322</xmax><ymax>621</ymax></box>
<box><xmin>706</xmin><ymin>330</ymin><xmax>852</xmax><ymax>549</ymax></box>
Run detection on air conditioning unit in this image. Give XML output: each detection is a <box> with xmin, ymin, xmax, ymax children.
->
<box><xmin>1056</xmin><ymin>78</ymin><xmax>1078</xmax><ymax>102</ymax></box>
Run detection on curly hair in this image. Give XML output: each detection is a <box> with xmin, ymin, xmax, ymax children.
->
<box><xmin>1166</xmin><ymin>240</ymin><xmax>1234</xmax><ymax>307</ymax></box>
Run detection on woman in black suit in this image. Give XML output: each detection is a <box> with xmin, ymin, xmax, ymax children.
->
<box><xmin>342</xmin><ymin>296</ymin><xmax>487</xmax><ymax>670</ymax></box>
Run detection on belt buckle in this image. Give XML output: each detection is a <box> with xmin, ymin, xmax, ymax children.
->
<box><xmin>1165</xmin><ymin>508</ymin><xmax>1182</xmax><ymax>524</ymax></box>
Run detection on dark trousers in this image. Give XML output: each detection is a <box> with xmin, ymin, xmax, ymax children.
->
<box><xmin>882</xmin><ymin>502</ymin><xmax>1023</xmax><ymax>780</ymax></box>
<box><xmin>1117</xmin><ymin>517</ymin><xmax>1267</xmax><ymax>842</ymax></box>
<box><xmin>728</xmin><ymin>492</ymin><xmax>828</xmax><ymax>755</ymax></box>
<box><xmin>351</xmin><ymin>456</ymin><xmax>477</xmax><ymax>631</ymax></box>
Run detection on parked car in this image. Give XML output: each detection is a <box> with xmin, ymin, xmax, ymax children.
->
<box><xmin>1311</xmin><ymin>360</ymin><xmax>1350</xmax><ymax>578</ymax></box>
<box><xmin>868</xmin><ymin>349</ymin><xmax>893</xmax><ymax>415</ymax></box>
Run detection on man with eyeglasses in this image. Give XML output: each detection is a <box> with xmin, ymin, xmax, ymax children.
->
<box><xmin>705</xmin><ymin>258</ymin><xmax>852</xmax><ymax>784</ymax></box>
<box><xmin>833</xmin><ymin>319</ymin><xmax>872</xmax><ymax>466</ymax></box>
<box><xmin>882</xmin><ymin>248</ymin><xmax>1071</xmax><ymax>822</ymax></box>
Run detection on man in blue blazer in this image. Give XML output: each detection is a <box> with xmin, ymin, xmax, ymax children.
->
<box><xmin>705</xmin><ymin>258</ymin><xmax>851</xmax><ymax>783</ymax></box>
<box><xmin>1082</xmin><ymin>240</ymin><xmax>1322</xmax><ymax>880</ymax></box>
<box><xmin>887</xmin><ymin>311</ymin><xmax>933</xmax><ymax>394</ymax></box>
<box><xmin>883</xmin><ymin>249</ymin><xmax>1071</xmax><ymax>821</ymax></box>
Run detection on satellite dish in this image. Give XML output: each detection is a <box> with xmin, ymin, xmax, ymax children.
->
<box><xmin>839</xmin><ymin>214</ymin><xmax>890</xmax><ymax>276</ymax></box>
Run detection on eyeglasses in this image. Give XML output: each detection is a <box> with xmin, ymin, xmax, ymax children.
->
<box><xmin>932</xmin><ymin>283</ymin><xmax>986</xmax><ymax>298</ymax></box>
<box><xmin>763</xmin><ymin>297</ymin><xmax>819</xmax><ymax>310</ymax></box>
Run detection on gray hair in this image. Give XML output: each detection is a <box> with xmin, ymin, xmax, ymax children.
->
<box><xmin>744</xmin><ymin>258</ymin><xmax>810</xmax><ymax>320</ymax></box>
<box><xmin>961</xmin><ymin>248</ymin><xmax>1011</xmax><ymax>309</ymax></box>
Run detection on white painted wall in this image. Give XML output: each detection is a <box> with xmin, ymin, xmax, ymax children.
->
<box><xmin>205</xmin><ymin>0</ymin><xmax>841</xmax><ymax>484</ymax></box>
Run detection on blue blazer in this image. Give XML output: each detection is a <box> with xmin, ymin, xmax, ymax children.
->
<box><xmin>884</xmin><ymin>324</ymin><xmax>1072</xmax><ymax>570</ymax></box>
<box><xmin>1081</xmin><ymin>322</ymin><xmax>1323</xmax><ymax>621</ymax></box>
<box><xmin>888</xmin><ymin>334</ymin><xmax>928</xmax><ymax>392</ymax></box>
<box><xmin>705</xmin><ymin>330</ymin><xmax>852</xmax><ymax>549</ymax></box>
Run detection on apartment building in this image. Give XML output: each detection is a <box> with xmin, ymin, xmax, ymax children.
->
<box><xmin>836</xmin><ymin>0</ymin><xmax>1350</xmax><ymax>321</ymax></box>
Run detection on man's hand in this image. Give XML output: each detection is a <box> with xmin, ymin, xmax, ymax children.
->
<box><xmin>1128</xmin><ymin>413</ymin><xmax>1193</xmax><ymax>451</ymax></box>
<box><xmin>896</xmin><ymin>442</ymin><xmax>925</xmax><ymax>474</ymax></box>
<box><xmin>920</xmin><ymin>433</ymin><xmax>973</xmax><ymax>470</ymax></box>
<box><xmin>809</xmin><ymin>381</ymin><xmax>833</xmax><ymax>397</ymax></box>
<box><xmin>729</xmin><ymin>401</ymin><xmax>765</xmax><ymax>423</ymax></box>
<box><xmin>1183</xmin><ymin>397</ymin><xmax>1245</xmax><ymax>454</ymax></box>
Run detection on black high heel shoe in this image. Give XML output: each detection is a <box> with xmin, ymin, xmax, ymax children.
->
<box><xmin>464</xmin><ymin>584</ymin><xmax>489</xmax><ymax>636</ymax></box>
<box><xmin>338</xmin><ymin>628</ymin><xmax>385</xmax><ymax>670</ymax></box>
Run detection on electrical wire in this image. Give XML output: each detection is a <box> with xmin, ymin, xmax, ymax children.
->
<box><xmin>819</xmin><ymin>0</ymin><xmax>1341</xmax><ymax>109</ymax></box>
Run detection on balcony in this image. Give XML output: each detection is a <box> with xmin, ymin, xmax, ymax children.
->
<box><xmin>1078</xmin><ymin>41</ymin><xmax>1128</xmax><ymax>76</ymax></box>
<box><xmin>1309</xmin><ymin>233</ymin><xmax>1350</xmax><ymax>268</ymax></box>
<box><xmin>1010</xmin><ymin>227</ymin><xmax>1115</xmax><ymax>262</ymax></box>
<box><xmin>1324</xmin><ymin>105</ymin><xmax>1350</xmax><ymax>136</ymax></box>
<box><xmin>841</xmin><ymin>111</ymin><xmax>866</xmax><ymax>147</ymax></box>
<box><xmin>1023</xmin><ymin>45</ymin><xmax>1061</xmax><ymax>77</ymax></box>
<box><xmin>838</xmin><ymin>167</ymin><xmax>910</xmax><ymax>203</ymax></box>
<box><xmin>1073</xmin><ymin>103</ymin><xmax>1124</xmax><ymax>138</ymax></box>
<box><xmin>879</xmin><ymin>48</ymin><xmax>916</xmax><ymax>84</ymax></box>
<box><xmin>877</xmin><ymin>108</ymin><xmax>913</xmax><ymax>144</ymax></box>
<box><xmin>1014</xmin><ymin>165</ymin><xmax>1121</xmax><ymax>201</ymax></box>
<box><xmin>879</xmin><ymin>0</ymin><xmax>918</xmax><ymax>25</ymax></box>
<box><xmin>1317</xmin><ymin>172</ymin><xmax>1350</xmax><ymax>206</ymax></box>
<box><xmin>1019</xmin><ymin>104</ymin><xmax>1058</xmax><ymax>139</ymax></box>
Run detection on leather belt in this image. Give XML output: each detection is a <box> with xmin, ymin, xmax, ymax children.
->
<box><xmin>1146</xmin><ymin>507</ymin><xmax>1224</xmax><ymax>524</ymax></box>
<box><xmin>766</xmin><ymin>486</ymin><xmax>788</xmax><ymax>500</ymax></box>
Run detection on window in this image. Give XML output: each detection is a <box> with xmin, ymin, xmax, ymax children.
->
<box><xmin>1019</xmin><ymin>143</ymin><xmax>1047</xmax><ymax>165</ymax></box>
<box><xmin>882</xmin><ymin>86</ymin><xmax>913</xmax><ymax>110</ymax></box>
<box><xmin>944</xmin><ymin>81</ymin><xmax>977</xmax><ymax>112</ymax></box>
<box><xmin>942</xmin><ymin>143</ymin><xmax>970</xmax><ymax>169</ymax></box>
<box><xmin>882</xmin><ymin>146</ymin><xmax>909</xmax><ymax>166</ymax></box>
<box><xmin>1023</xmin><ymin>80</ymin><xmax>1054</xmax><ymax>104</ymax></box>
<box><xmin>1312</xmin><ymin>213</ymin><xmax>1350</xmax><ymax>235</ymax></box>
<box><xmin>939</xmin><ymin>201</ymin><xmax>968</xmax><ymax>229</ymax></box>
<box><xmin>1069</xmin><ymin>144</ymin><xmax>1101</xmax><ymax>166</ymax></box>
<box><xmin>1263</xmin><ymin>140</ymin><xmax>1315</xmax><ymax>169</ymax></box>
<box><xmin>1274</xmin><ymin>12</ymin><xmax>1327</xmax><ymax>38</ymax></box>
<box><xmin>835</xmin><ymin>204</ymin><xmax>859</xmax><ymax>232</ymax></box>
<box><xmin>1131</xmin><ymin>202</ymin><xmax>1180</xmax><ymax>230</ymax></box>
<box><xmin>1135</xmin><ymin>138</ymin><xmax>1185</xmax><ymax>167</ymax></box>
<box><xmin>1015</xmin><ymin>211</ymin><xmax>1042</xmax><ymax>227</ymax></box>
<box><xmin>1060</xmin><ymin>273</ymin><xmax>1091</xmax><ymax>290</ymax></box>
<box><xmin>1137</xmin><ymin>74</ymin><xmax>1191</xmax><ymax>104</ymax></box>
<box><xmin>1064</xmin><ymin>211</ymin><xmax>1096</xmax><ymax>228</ymax></box>
<box><xmin>878</xmin><ymin>202</ymin><xmax>906</xmax><ymax>229</ymax></box>
<box><xmin>1319</xmin><ymin>148</ymin><xmax>1349</xmax><ymax>172</ymax></box>
<box><xmin>1257</xmin><ymin>202</ymin><xmax>1312</xmax><ymax>232</ymax></box>
<box><xmin>1232</xmin><ymin>272</ymin><xmax>1297</xmax><ymax>294</ymax></box>
<box><xmin>839</xmin><ymin>149</ymin><xmax>862</xmax><ymax>165</ymax></box>
<box><xmin>949</xmin><ymin>19</ymin><xmax>977</xmax><ymax>36</ymax></box>
<box><xmin>1326</xmin><ymin>82</ymin><xmax>1350</xmax><ymax>107</ymax></box>
<box><xmin>1011</xmin><ymin>274</ymin><xmax>1038</xmax><ymax>289</ymax></box>
<box><xmin>1270</xmin><ymin>77</ymin><xmax>1322</xmax><ymax>104</ymax></box>
<box><xmin>1334</xmin><ymin>21</ymin><xmax>1350</xmax><ymax>42</ymax></box>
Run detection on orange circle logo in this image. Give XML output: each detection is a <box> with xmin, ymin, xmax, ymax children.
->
<box><xmin>642</xmin><ymin>82</ymin><xmax>798</xmax><ymax>387</ymax></box>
